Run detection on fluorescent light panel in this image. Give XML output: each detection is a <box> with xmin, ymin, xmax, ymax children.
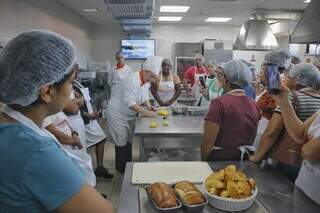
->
<box><xmin>158</xmin><ymin>16</ymin><xmax>182</xmax><ymax>21</ymax></box>
<box><xmin>160</xmin><ymin>6</ymin><xmax>190</xmax><ymax>13</ymax></box>
<box><xmin>83</xmin><ymin>8</ymin><xmax>98</xmax><ymax>12</ymax></box>
<box><xmin>304</xmin><ymin>0</ymin><xmax>311</xmax><ymax>3</ymax></box>
<box><xmin>205</xmin><ymin>17</ymin><xmax>232</xmax><ymax>22</ymax></box>
<box><xmin>268</xmin><ymin>20</ymin><xmax>277</xmax><ymax>24</ymax></box>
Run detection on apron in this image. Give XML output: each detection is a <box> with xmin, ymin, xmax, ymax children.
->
<box><xmin>109</xmin><ymin>64</ymin><xmax>133</xmax><ymax>98</ymax></box>
<box><xmin>106</xmin><ymin>72</ymin><xmax>148</xmax><ymax>147</ymax></box>
<box><xmin>67</xmin><ymin>90</ymin><xmax>87</xmax><ymax>148</ymax></box>
<box><xmin>1</xmin><ymin>105</ymin><xmax>96</xmax><ymax>187</ymax></box>
<box><xmin>191</xmin><ymin>66</ymin><xmax>207</xmax><ymax>106</ymax></box>
<box><xmin>155</xmin><ymin>71</ymin><xmax>176</xmax><ymax>106</ymax></box>
<box><xmin>295</xmin><ymin>110</ymin><xmax>320</xmax><ymax>205</ymax></box>
<box><xmin>79</xmin><ymin>86</ymin><xmax>106</xmax><ymax>148</ymax></box>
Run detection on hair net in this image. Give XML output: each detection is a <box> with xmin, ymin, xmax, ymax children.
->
<box><xmin>161</xmin><ymin>59</ymin><xmax>172</xmax><ymax>67</ymax></box>
<box><xmin>194</xmin><ymin>54</ymin><xmax>204</xmax><ymax>61</ymax></box>
<box><xmin>313</xmin><ymin>57</ymin><xmax>320</xmax><ymax>70</ymax></box>
<box><xmin>222</xmin><ymin>60</ymin><xmax>251</xmax><ymax>89</ymax></box>
<box><xmin>290</xmin><ymin>63</ymin><xmax>320</xmax><ymax>90</ymax></box>
<box><xmin>264</xmin><ymin>50</ymin><xmax>291</xmax><ymax>68</ymax></box>
<box><xmin>240</xmin><ymin>59</ymin><xmax>256</xmax><ymax>82</ymax></box>
<box><xmin>143</xmin><ymin>55</ymin><xmax>163</xmax><ymax>76</ymax></box>
<box><xmin>208</xmin><ymin>59</ymin><xmax>218</xmax><ymax>67</ymax></box>
<box><xmin>0</xmin><ymin>30</ymin><xmax>75</xmax><ymax>107</ymax></box>
<box><xmin>291</xmin><ymin>54</ymin><xmax>303</xmax><ymax>64</ymax></box>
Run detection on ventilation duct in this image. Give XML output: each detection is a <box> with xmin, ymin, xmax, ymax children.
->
<box><xmin>290</xmin><ymin>0</ymin><xmax>320</xmax><ymax>44</ymax></box>
<box><xmin>104</xmin><ymin>0</ymin><xmax>154</xmax><ymax>19</ymax></box>
<box><xmin>233</xmin><ymin>14</ymin><xmax>278</xmax><ymax>51</ymax></box>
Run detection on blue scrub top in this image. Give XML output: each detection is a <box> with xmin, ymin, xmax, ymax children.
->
<box><xmin>0</xmin><ymin>123</ymin><xmax>85</xmax><ymax>213</ymax></box>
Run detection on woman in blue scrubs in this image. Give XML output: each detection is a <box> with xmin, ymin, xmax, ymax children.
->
<box><xmin>0</xmin><ymin>30</ymin><xmax>112</xmax><ymax>213</ymax></box>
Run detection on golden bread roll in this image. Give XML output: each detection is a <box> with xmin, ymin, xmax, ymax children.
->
<box><xmin>174</xmin><ymin>181</ymin><xmax>205</xmax><ymax>205</ymax></box>
<box><xmin>226</xmin><ymin>181</ymin><xmax>241</xmax><ymax>199</ymax></box>
<box><xmin>248</xmin><ymin>178</ymin><xmax>256</xmax><ymax>189</ymax></box>
<box><xmin>219</xmin><ymin>190</ymin><xmax>230</xmax><ymax>198</ymax></box>
<box><xmin>225</xmin><ymin>165</ymin><xmax>236</xmax><ymax>173</ymax></box>
<box><xmin>206</xmin><ymin>178</ymin><xmax>225</xmax><ymax>189</ymax></box>
<box><xmin>209</xmin><ymin>187</ymin><xmax>220</xmax><ymax>195</ymax></box>
<box><xmin>224</xmin><ymin>169</ymin><xmax>236</xmax><ymax>183</ymax></box>
<box><xmin>237</xmin><ymin>181</ymin><xmax>252</xmax><ymax>197</ymax></box>
<box><xmin>235</xmin><ymin>171</ymin><xmax>247</xmax><ymax>181</ymax></box>
<box><xmin>210</xmin><ymin>169</ymin><xmax>225</xmax><ymax>180</ymax></box>
<box><xmin>148</xmin><ymin>182</ymin><xmax>178</xmax><ymax>208</ymax></box>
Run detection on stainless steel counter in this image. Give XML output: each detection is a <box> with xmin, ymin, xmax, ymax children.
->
<box><xmin>134</xmin><ymin>114</ymin><xmax>204</xmax><ymax>161</ymax></box>
<box><xmin>118</xmin><ymin>161</ymin><xmax>320</xmax><ymax>213</ymax></box>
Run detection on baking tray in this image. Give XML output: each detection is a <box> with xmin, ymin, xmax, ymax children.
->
<box><xmin>172</xmin><ymin>183</ymin><xmax>208</xmax><ymax>213</ymax></box>
<box><xmin>145</xmin><ymin>186</ymin><xmax>182</xmax><ymax>213</ymax></box>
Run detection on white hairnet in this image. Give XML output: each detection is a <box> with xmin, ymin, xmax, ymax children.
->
<box><xmin>208</xmin><ymin>59</ymin><xmax>218</xmax><ymax>67</ymax></box>
<box><xmin>142</xmin><ymin>55</ymin><xmax>163</xmax><ymax>76</ymax></box>
<box><xmin>265</xmin><ymin>50</ymin><xmax>291</xmax><ymax>68</ymax></box>
<box><xmin>0</xmin><ymin>30</ymin><xmax>75</xmax><ymax>106</ymax></box>
<box><xmin>291</xmin><ymin>54</ymin><xmax>303</xmax><ymax>64</ymax></box>
<box><xmin>313</xmin><ymin>57</ymin><xmax>320</xmax><ymax>69</ymax></box>
<box><xmin>223</xmin><ymin>60</ymin><xmax>252</xmax><ymax>89</ymax></box>
<box><xmin>290</xmin><ymin>63</ymin><xmax>320</xmax><ymax>90</ymax></box>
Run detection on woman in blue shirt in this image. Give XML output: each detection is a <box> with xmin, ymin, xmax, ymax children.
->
<box><xmin>0</xmin><ymin>30</ymin><xmax>112</xmax><ymax>213</ymax></box>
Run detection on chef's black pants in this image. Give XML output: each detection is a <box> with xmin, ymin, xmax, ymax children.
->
<box><xmin>115</xmin><ymin>143</ymin><xmax>132</xmax><ymax>173</ymax></box>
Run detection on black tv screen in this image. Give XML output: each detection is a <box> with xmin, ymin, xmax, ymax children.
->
<box><xmin>121</xmin><ymin>39</ymin><xmax>155</xmax><ymax>59</ymax></box>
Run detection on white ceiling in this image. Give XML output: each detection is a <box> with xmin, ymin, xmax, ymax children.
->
<box><xmin>55</xmin><ymin>0</ymin><xmax>309</xmax><ymax>26</ymax></box>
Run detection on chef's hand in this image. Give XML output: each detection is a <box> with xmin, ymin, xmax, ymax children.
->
<box><xmin>146</xmin><ymin>105</ymin><xmax>156</xmax><ymax>112</ymax></box>
<box><xmin>89</xmin><ymin>109</ymin><xmax>102</xmax><ymax>120</ymax></box>
<box><xmin>142</xmin><ymin>110</ymin><xmax>156</xmax><ymax>118</ymax></box>
<box><xmin>272</xmin><ymin>83</ymin><xmax>290</xmax><ymax>105</ymax></box>
<box><xmin>71</xmin><ymin>132</ymin><xmax>83</xmax><ymax>149</ymax></box>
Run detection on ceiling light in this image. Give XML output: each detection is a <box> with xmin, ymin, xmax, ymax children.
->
<box><xmin>160</xmin><ymin>6</ymin><xmax>190</xmax><ymax>13</ymax></box>
<box><xmin>268</xmin><ymin>20</ymin><xmax>277</xmax><ymax>24</ymax></box>
<box><xmin>83</xmin><ymin>8</ymin><xmax>98</xmax><ymax>12</ymax></box>
<box><xmin>205</xmin><ymin>17</ymin><xmax>232</xmax><ymax>22</ymax></box>
<box><xmin>303</xmin><ymin>0</ymin><xmax>311</xmax><ymax>3</ymax></box>
<box><xmin>158</xmin><ymin>16</ymin><xmax>182</xmax><ymax>21</ymax></box>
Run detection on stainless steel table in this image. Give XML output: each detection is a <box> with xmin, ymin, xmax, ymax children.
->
<box><xmin>134</xmin><ymin>114</ymin><xmax>204</xmax><ymax>161</ymax></box>
<box><xmin>118</xmin><ymin>161</ymin><xmax>320</xmax><ymax>213</ymax></box>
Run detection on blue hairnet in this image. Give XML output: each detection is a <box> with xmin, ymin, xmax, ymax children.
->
<box><xmin>0</xmin><ymin>30</ymin><xmax>75</xmax><ymax>106</ymax></box>
<box><xmin>265</xmin><ymin>50</ymin><xmax>291</xmax><ymax>68</ymax></box>
<box><xmin>290</xmin><ymin>63</ymin><xmax>320</xmax><ymax>90</ymax></box>
<box><xmin>223</xmin><ymin>60</ymin><xmax>251</xmax><ymax>89</ymax></box>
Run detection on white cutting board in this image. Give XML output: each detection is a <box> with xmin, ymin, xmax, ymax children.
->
<box><xmin>132</xmin><ymin>161</ymin><xmax>212</xmax><ymax>184</ymax></box>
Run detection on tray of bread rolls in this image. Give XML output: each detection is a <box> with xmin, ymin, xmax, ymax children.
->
<box><xmin>139</xmin><ymin>165</ymin><xmax>263</xmax><ymax>213</ymax></box>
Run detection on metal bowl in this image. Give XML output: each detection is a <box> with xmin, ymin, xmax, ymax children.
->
<box><xmin>171</xmin><ymin>106</ymin><xmax>188</xmax><ymax>114</ymax></box>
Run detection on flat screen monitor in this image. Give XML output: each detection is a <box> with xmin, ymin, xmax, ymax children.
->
<box><xmin>121</xmin><ymin>39</ymin><xmax>155</xmax><ymax>59</ymax></box>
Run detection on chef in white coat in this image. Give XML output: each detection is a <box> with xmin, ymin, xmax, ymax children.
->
<box><xmin>106</xmin><ymin>56</ymin><xmax>162</xmax><ymax>173</ymax></box>
<box><xmin>108</xmin><ymin>51</ymin><xmax>133</xmax><ymax>98</ymax></box>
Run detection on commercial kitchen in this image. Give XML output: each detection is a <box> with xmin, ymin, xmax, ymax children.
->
<box><xmin>0</xmin><ymin>0</ymin><xmax>320</xmax><ymax>212</ymax></box>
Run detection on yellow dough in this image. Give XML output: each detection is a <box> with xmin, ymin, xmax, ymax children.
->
<box><xmin>162</xmin><ymin>121</ymin><xmax>169</xmax><ymax>126</ymax></box>
<box><xmin>150</xmin><ymin>122</ymin><xmax>158</xmax><ymax>128</ymax></box>
<box><xmin>158</xmin><ymin>110</ymin><xmax>169</xmax><ymax>117</ymax></box>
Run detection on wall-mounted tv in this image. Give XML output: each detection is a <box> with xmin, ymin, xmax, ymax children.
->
<box><xmin>121</xmin><ymin>39</ymin><xmax>155</xmax><ymax>59</ymax></box>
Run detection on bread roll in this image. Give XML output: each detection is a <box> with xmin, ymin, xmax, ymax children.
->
<box><xmin>174</xmin><ymin>181</ymin><xmax>205</xmax><ymax>205</ymax></box>
<box><xmin>148</xmin><ymin>182</ymin><xmax>178</xmax><ymax>208</ymax></box>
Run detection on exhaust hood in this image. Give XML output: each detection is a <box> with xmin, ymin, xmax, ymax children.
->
<box><xmin>233</xmin><ymin>19</ymin><xmax>278</xmax><ymax>51</ymax></box>
<box><xmin>290</xmin><ymin>0</ymin><xmax>320</xmax><ymax>44</ymax></box>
